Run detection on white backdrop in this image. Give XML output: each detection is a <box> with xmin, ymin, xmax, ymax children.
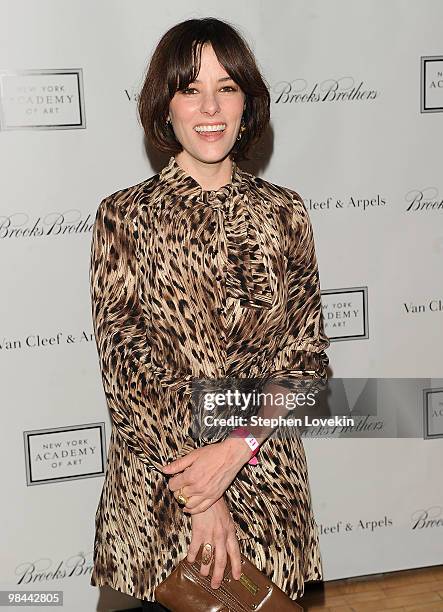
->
<box><xmin>1</xmin><ymin>1</ymin><xmax>442</xmax><ymax>610</ymax></box>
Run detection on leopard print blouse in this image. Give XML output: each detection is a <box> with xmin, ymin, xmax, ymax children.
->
<box><xmin>89</xmin><ymin>154</ymin><xmax>330</xmax><ymax>603</ymax></box>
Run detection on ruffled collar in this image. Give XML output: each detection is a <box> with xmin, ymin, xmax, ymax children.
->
<box><xmin>158</xmin><ymin>155</ymin><xmax>246</xmax><ymax>205</ymax></box>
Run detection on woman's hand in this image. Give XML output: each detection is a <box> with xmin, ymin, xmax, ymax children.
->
<box><xmin>187</xmin><ymin>495</ymin><xmax>242</xmax><ymax>589</ymax></box>
<box><xmin>160</xmin><ymin>437</ymin><xmax>251</xmax><ymax>514</ymax></box>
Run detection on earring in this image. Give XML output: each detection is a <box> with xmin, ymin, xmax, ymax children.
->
<box><xmin>166</xmin><ymin>116</ymin><xmax>171</xmax><ymax>125</ymax></box>
<box><xmin>236</xmin><ymin>121</ymin><xmax>246</xmax><ymax>141</ymax></box>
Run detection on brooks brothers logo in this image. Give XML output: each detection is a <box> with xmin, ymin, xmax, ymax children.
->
<box><xmin>305</xmin><ymin>194</ymin><xmax>386</xmax><ymax>212</ymax></box>
<box><xmin>0</xmin><ymin>68</ymin><xmax>85</xmax><ymax>130</ymax></box>
<box><xmin>405</xmin><ymin>187</ymin><xmax>443</xmax><ymax>212</ymax></box>
<box><xmin>15</xmin><ymin>552</ymin><xmax>93</xmax><ymax>585</ymax></box>
<box><xmin>23</xmin><ymin>424</ymin><xmax>106</xmax><ymax>485</ymax></box>
<box><xmin>0</xmin><ymin>210</ymin><xmax>94</xmax><ymax>238</ymax></box>
<box><xmin>423</xmin><ymin>388</ymin><xmax>443</xmax><ymax>439</ymax></box>
<box><xmin>321</xmin><ymin>287</ymin><xmax>368</xmax><ymax>342</ymax></box>
<box><xmin>273</xmin><ymin>76</ymin><xmax>378</xmax><ymax>104</ymax></box>
<box><xmin>411</xmin><ymin>506</ymin><xmax>443</xmax><ymax>529</ymax></box>
<box><xmin>420</xmin><ymin>55</ymin><xmax>443</xmax><ymax>113</ymax></box>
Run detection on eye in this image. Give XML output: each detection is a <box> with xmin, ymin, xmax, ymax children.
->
<box><xmin>180</xmin><ymin>85</ymin><xmax>238</xmax><ymax>95</ymax></box>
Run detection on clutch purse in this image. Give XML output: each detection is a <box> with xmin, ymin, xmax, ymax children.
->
<box><xmin>155</xmin><ymin>543</ymin><xmax>303</xmax><ymax>611</ymax></box>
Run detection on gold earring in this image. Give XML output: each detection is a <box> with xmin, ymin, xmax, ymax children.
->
<box><xmin>236</xmin><ymin>122</ymin><xmax>246</xmax><ymax>141</ymax></box>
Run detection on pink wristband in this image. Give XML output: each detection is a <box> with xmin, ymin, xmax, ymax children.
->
<box><xmin>231</xmin><ymin>426</ymin><xmax>260</xmax><ymax>465</ymax></box>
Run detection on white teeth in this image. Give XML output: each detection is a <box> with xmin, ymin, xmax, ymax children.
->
<box><xmin>194</xmin><ymin>124</ymin><xmax>226</xmax><ymax>133</ymax></box>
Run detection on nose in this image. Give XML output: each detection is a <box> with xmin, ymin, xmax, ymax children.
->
<box><xmin>199</xmin><ymin>91</ymin><xmax>221</xmax><ymax>116</ymax></box>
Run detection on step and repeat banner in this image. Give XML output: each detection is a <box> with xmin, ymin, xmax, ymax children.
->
<box><xmin>1</xmin><ymin>1</ymin><xmax>442</xmax><ymax>610</ymax></box>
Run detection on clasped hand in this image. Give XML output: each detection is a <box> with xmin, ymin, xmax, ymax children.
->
<box><xmin>160</xmin><ymin>437</ymin><xmax>250</xmax><ymax>514</ymax></box>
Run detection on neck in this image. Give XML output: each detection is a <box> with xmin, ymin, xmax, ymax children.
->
<box><xmin>174</xmin><ymin>152</ymin><xmax>234</xmax><ymax>191</ymax></box>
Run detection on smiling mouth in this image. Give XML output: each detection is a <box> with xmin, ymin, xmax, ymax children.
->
<box><xmin>194</xmin><ymin>123</ymin><xmax>226</xmax><ymax>133</ymax></box>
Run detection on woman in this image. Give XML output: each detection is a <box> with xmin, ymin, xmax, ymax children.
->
<box><xmin>89</xmin><ymin>17</ymin><xmax>330</xmax><ymax>610</ymax></box>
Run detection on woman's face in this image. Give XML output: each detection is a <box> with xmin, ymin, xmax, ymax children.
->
<box><xmin>168</xmin><ymin>43</ymin><xmax>246</xmax><ymax>164</ymax></box>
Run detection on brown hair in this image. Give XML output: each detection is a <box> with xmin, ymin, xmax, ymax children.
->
<box><xmin>137</xmin><ymin>17</ymin><xmax>270</xmax><ymax>162</ymax></box>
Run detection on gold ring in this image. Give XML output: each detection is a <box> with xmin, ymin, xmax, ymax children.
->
<box><xmin>176</xmin><ymin>488</ymin><xmax>188</xmax><ymax>506</ymax></box>
<box><xmin>201</xmin><ymin>543</ymin><xmax>213</xmax><ymax>565</ymax></box>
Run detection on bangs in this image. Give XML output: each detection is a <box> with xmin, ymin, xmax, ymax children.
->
<box><xmin>166</xmin><ymin>33</ymin><xmax>242</xmax><ymax>96</ymax></box>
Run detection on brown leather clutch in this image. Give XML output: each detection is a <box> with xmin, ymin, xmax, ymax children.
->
<box><xmin>155</xmin><ymin>543</ymin><xmax>303</xmax><ymax>611</ymax></box>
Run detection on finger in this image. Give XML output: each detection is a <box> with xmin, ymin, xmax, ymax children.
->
<box><xmin>182</xmin><ymin>494</ymin><xmax>205</xmax><ymax>511</ymax></box>
<box><xmin>161</xmin><ymin>452</ymin><xmax>195</xmax><ymax>474</ymax></box>
<box><xmin>199</xmin><ymin>543</ymin><xmax>214</xmax><ymax>578</ymax></box>
<box><xmin>169</xmin><ymin>471</ymin><xmax>202</xmax><ymax>496</ymax></box>
<box><xmin>185</xmin><ymin>498</ymin><xmax>216</xmax><ymax>515</ymax></box>
<box><xmin>171</xmin><ymin>482</ymin><xmax>189</xmax><ymax>499</ymax></box>
<box><xmin>170</xmin><ymin>477</ymin><xmax>199</xmax><ymax>497</ymax></box>
<box><xmin>168</xmin><ymin>473</ymin><xmax>190</xmax><ymax>492</ymax></box>
<box><xmin>176</xmin><ymin>477</ymin><xmax>203</xmax><ymax>499</ymax></box>
<box><xmin>210</xmin><ymin>537</ymin><xmax>227</xmax><ymax>589</ymax></box>
<box><xmin>175</xmin><ymin>489</ymin><xmax>196</xmax><ymax>507</ymax></box>
<box><xmin>186</xmin><ymin>537</ymin><xmax>203</xmax><ymax>564</ymax></box>
<box><xmin>184</xmin><ymin>492</ymin><xmax>213</xmax><ymax>510</ymax></box>
<box><xmin>226</xmin><ymin>531</ymin><xmax>242</xmax><ymax>580</ymax></box>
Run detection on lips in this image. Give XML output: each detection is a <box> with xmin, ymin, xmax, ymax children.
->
<box><xmin>194</xmin><ymin>130</ymin><xmax>226</xmax><ymax>142</ymax></box>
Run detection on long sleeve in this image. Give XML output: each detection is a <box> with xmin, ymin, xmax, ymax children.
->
<box><xmin>90</xmin><ymin>194</ymin><xmax>197</xmax><ymax>469</ymax></box>
<box><xmin>262</xmin><ymin>191</ymin><xmax>330</xmax><ymax>389</ymax></box>
<box><xmin>231</xmin><ymin>192</ymin><xmax>330</xmax><ymax>449</ymax></box>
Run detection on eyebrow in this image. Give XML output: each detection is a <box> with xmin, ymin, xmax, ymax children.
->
<box><xmin>191</xmin><ymin>77</ymin><xmax>234</xmax><ymax>83</ymax></box>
